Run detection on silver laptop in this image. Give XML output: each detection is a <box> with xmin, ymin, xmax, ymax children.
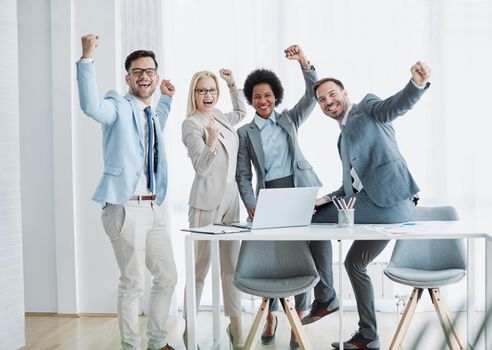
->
<box><xmin>233</xmin><ymin>187</ymin><xmax>318</xmax><ymax>230</ymax></box>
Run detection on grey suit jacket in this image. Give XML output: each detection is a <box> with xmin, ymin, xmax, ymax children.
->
<box><xmin>182</xmin><ymin>90</ymin><xmax>247</xmax><ymax>210</ymax></box>
<box><xmin>236</xmin><ymin>69</ymin><xmax>322</xmax><ymax>210</ymax></box>
<box><xmin>326</xmin><ymin>80</ymin><xmax>429</xmax><ymax>207</ymax></box>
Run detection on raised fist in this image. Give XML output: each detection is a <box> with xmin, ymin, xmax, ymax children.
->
<box><xmin>410</xmin><ymin>61</ymin><xmax>431</xmax><ymax>86</ymax></box>
<box><xmin>81</xmin><ymin>34</ymin><xmax>99</xmax><ymax>59</ymax></box>
<box><xmin>284</xmin><ymin>44</ymin><xmax>310</xmax><ymax>69</ymax></box>
<box><xmin>160</xmin><ymin>79</ymin><xmax>175</xmax><ymax>97</ymax></box>
<box><xmin>219</xmin><ymin>68</ymin><xmax>235</xmax><ymax>87</ymax></box>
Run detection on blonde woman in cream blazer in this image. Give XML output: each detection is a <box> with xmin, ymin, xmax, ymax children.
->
<box><xmin>181</xmin><ymin>69</ymin><xmax>247</xmax><ymax>349</ymax></box>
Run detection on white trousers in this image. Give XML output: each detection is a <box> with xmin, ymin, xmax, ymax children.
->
<box><xmin>101</xmin><ymin>201</ymin><xmax>177</xmax><ymax>350</ymax></box>
<box><xmin>184</xmin><ymin>182</ymin><xmax>242</xmax><ymax>317</ymax></box>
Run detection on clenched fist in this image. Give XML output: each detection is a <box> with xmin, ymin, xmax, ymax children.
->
<box><xmin>284</xmin><ymin>44</ymin><xmax>310</xmax><ymax>69</ymax></box>
<box><xmin>81</xmin><ymin>34</ymin><xmax>99</xmax><ymax>59</ymax></box>
<box><xmin>219</xmin><ymin>68</ymin><xmax>236</xmax><ymax>88</ymax></box>
<box><xmin>410</xmin><ymin>61</ymin><xmax>431</xmax><ymax>87</ymax></box>
<box><xmin>160</xmin><ymin>79</ymin><xmax>175</xmax><ymax>97</ymax></box>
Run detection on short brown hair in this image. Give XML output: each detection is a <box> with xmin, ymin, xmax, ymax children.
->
<box><xmin>124</xmin><ymin>50</ymin><xmax>158</xmax><ymax>71</ymax></box>
<box><xmin>313</xmin><ymin>78</ymin><xmax>344</xmax><ymax>100</ymax></box>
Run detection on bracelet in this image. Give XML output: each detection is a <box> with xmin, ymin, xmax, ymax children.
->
<box><xmin>227</xmin><ymin>81</ymin><xmax>236</xmax><ymax>89</ymax></box>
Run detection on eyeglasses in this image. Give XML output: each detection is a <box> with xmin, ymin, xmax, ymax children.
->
<box><xmin>194</xmin><ymin>88</ymin><xmax>219</xmax><ymax>95</ymax></box>
<box><xmin>129</xmin><ymin>68</ymin><xmax>157</xmax><ymax>78</ymax></box>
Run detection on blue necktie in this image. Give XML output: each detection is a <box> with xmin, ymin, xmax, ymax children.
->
<box><xmin>340</xmin><ymin>130</ymin><xmax>354</xmax><ymax>197</ymax></box>
<box><xmin>144</xmin><ymin>106</ymin><xmax>155</xmax><ymax>193</ymax></box>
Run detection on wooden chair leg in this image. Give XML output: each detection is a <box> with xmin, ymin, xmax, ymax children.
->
<box><xmin>441</xmin><ymin>300</ymin><xmax>466</xmax><ymax>350</ymax></box>
<box><xmin>430</xmin><ymin>288</ymin><xmax>466</xmax><ymax>350</ymax></box>
<box><xmin>388</xmin><ymin>288</ymin><xmax>423</xmax><ymax>350</ymax></box>
<box><xmin>282</xmin><ymin>297</ymin><xmax>313</xmax><ymax>350</ymax></box>
<box><xmin>243</xmin><ymin>297</ymin><xmax>270</xmax><ymax>350</ymax></box>
<box><xmin>440</xmin><ymin>296</ymin><xmax>466</xmax><ymax>349</ymax></box>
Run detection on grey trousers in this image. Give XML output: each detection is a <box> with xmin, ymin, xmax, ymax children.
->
<box><xmin>309</xmin><ymin>240</ymin><xmax>336</xmax><ymax>302</ymax></box>
<box><xmin>312</xmin><ymin>189</ymin><xmax>416</xmax><ymax>340</ymax></box>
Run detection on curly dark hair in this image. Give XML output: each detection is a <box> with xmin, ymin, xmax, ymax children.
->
<box><xmin>124</xmin><ymin>50</ymin><xmax>158</xmax><ymax>72</ymax></box>
<box><xmin>243</xmin><ymin>68</ymin><xmax>284</xmax><ymax>106</ymax></box>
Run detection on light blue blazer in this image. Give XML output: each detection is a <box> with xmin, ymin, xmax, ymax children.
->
<box><xmin>76</xmin><ymin>61</ymin><xmax>171</xmax><ymax>205</ymax></box>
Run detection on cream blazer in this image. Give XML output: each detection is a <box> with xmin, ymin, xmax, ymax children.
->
<box><xmin>182</xmin><ymin>90</ymin><xmax>247</xmax><ymax>210</ymax></box>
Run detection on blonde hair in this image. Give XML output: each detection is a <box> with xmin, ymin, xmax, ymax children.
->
<box><xmin>186</xmin><ymin>71</ymin><xmax>220</xmax><ymax>117</ymax></box>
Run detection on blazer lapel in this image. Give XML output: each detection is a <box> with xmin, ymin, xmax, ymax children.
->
<box><xmin>214</xmin><ymin>113</ymin><xmax>235</xmax><ymax>134</ymax></box>
<box><xmin>125</xmin><ymin>93</ymin><xmax>144</xmax><ymax>149</ymax></box>
<box><xmin>246</xmin><ymin>120</ymin><xmax>266</xmax><ymax>175</ymax></box>
<box><xmin>212</xmin><ymin>113</ymin><xmax>235</xmax><ymax>156</ymax></box>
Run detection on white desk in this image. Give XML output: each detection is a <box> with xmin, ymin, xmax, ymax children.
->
<box><xmin>184</xmin><ymin>222</ymin><xmax>491</xmax><ymax>350</ymax></box>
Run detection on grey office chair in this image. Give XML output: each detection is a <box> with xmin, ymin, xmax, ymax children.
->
<box><xmin>233</xmin><ymin>240</ymin><xmax>320</xmax><ymax>350</ymax></box>
<box><xmin>384</xmin><ymin>206</ymin><xmax>466</xmax><ymax>350</ymax></box>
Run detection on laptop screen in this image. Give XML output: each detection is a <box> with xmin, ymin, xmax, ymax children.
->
<box><xmin>249</xmin><ymin>187</ymin><xmax>318</xmax><ymax>230</ymax></box>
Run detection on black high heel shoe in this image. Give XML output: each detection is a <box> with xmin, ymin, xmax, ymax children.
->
<box><xmin>290</xmin><ymin>338</ymin><xmax>300</xmax><ymax>349</ymax></box>
<box><xmin>260</xmin><ymin>315</ymin><xmax>278</xmax><ymax>345</ymax></box>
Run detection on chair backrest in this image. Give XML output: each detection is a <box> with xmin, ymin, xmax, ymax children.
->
<box><xmin>233</xmin><ymin>240</ymin><xmax>319</xmax><ymax>297</ymax></box>
<box><xmin>235</xmin><ymin>241</ymin><xmax>318</xmax><ymax>279</ymax></box>
<box><xmin>388</xmin><ymin>206</ymin><xmax>466</xmax><ymax>271</ymax></box>
<box><xmin>411</xmin><ymin>205</ymin><xmax>459</xmax><ymax>221</ymax></box>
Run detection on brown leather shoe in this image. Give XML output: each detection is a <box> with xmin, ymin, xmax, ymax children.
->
<box><xmin>158</xmin><ymin>344</ymin><xmax>175</xmax><ymax>350</ymax></box>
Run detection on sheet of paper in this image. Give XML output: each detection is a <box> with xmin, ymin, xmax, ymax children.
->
<box><xmin>181</xmin><ymin>224</ymin><xmax>249</xmax><ymax>235</ymax></box>
<box><xmin>364</xmin><ymin>221</ymin><xmax>456</xmax><ymax>236</ymax></box>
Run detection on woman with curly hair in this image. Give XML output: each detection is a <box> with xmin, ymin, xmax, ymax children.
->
<box><xmin>235</xmin><ymin>44</ymin><xmax>338</xmax><ymax>349</ymax></box>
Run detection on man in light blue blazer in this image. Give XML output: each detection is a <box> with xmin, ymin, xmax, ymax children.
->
<box><xmin>77</xmin><ymin>34</ymin><xmax>177</xmax><ymax>350</ymax></box>
<box><xmin>305</xmin><ymin>62</ymin><xmax>432</xmax><ymax>350</ymax></box>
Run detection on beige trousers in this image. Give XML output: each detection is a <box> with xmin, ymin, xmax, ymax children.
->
<box><xmin>101</xmin><ymin>201</ymin><xmax>177</xmax><ymax>350</ymax></box>
<box><xmin>184</xmin><ymin>182</ymin><xmax>242</xmax><ymax>317</ymax></box>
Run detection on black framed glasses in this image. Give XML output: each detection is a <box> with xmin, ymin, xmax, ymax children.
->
<box><xmin>194</xmin><ymin>88</ymin><xmax>219</xmax><ymax>95</ymax></box>
<box><xmin>129</xmin><ymin>68</ymin><xmax>157</xmax><ymax>78</ymax></box>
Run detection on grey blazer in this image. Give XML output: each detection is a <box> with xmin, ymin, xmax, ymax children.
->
<box><xmin>326</xmin><ymin>80</ymin><xmax>429</xmax><ymax>207</ymax></box>
<box><xmin>182</xmin><ymin>90</ymin><xmax>247</xmax><ymax>210</ymax></box>
<box><xmin>236</xmin><ymin>69</ymin><xmax>322</xmax><ymax>210</ymax></box>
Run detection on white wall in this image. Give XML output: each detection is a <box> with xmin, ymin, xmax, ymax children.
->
<box><xmin>0</xmin><ymin>0</ymin><xmax>25</xmax><ymax>348</ymax></box>
<box><xmin>72</xmin><ymin>0</ymin><xmax>123</xmax><ymax>313</ymax></box>
<box><xmin>19</xmin><ymin>0</ymin><xmax>167</xmax><ymax>314</ymax></box>
<box><xmin>18</xmin><ymin>0</ymin><xmax>58</xmax><ymax>313</ymax></box>
<box><xmin>18</xmin><ymin>0</ymin><xmax>122</xmax><ymax>314</ymax></box>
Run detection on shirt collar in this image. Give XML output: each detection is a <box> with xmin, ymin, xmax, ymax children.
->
<box><xmin>129</xmin><ymin>94</ymin><xmax>150</xmax><ymax>111</ymax></box>
<box><xmin>254</xmin><ymin>111</ymin><xmax>276</xmax><ymax>130</ymax></box>
<box><xmin>340</xmin><ymin>103</ymin><xmax>354</xmax><ymax>129</ymax></box>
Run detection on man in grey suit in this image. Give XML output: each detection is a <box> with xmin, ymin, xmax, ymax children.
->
<box><xmin>306</xmin><ymin>61</ymin><xmax>431</xmax><ymax>350</ymax></box>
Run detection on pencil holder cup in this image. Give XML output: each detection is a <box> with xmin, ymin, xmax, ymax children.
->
<box><xmin>338</xmin><ymin>209</ymin><xmax>355</xmax><ymax>227</ymax></box>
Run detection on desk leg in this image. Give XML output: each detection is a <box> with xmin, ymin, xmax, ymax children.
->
<box><xmin>467</xmin><ymin>238</ymin><xmax>476</xmax><ymax>347</ymax></box>
<box><xmin>486</xmin><ymin>236</ymin><xmax>492</xmax><ymax>349</ymax></box>
<box><xmin>185</xmin><ymin>237</ymin><xmax>198</xmax><ymax>350</ymax></box>
<box><xmin>211</xmin><ymin>240</ymin><xmax>221</xmax><ymax>346</ymax></box>
<box><xmin>338</xmin><ymin>240</ymin><xmax>344</xmax><ymax>350</ymax></box>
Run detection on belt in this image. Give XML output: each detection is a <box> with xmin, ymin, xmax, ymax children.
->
<box><xmin>129</xmin><ymin>195</ymin><xmax>156</xmax><ymax>201</ymax></box>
